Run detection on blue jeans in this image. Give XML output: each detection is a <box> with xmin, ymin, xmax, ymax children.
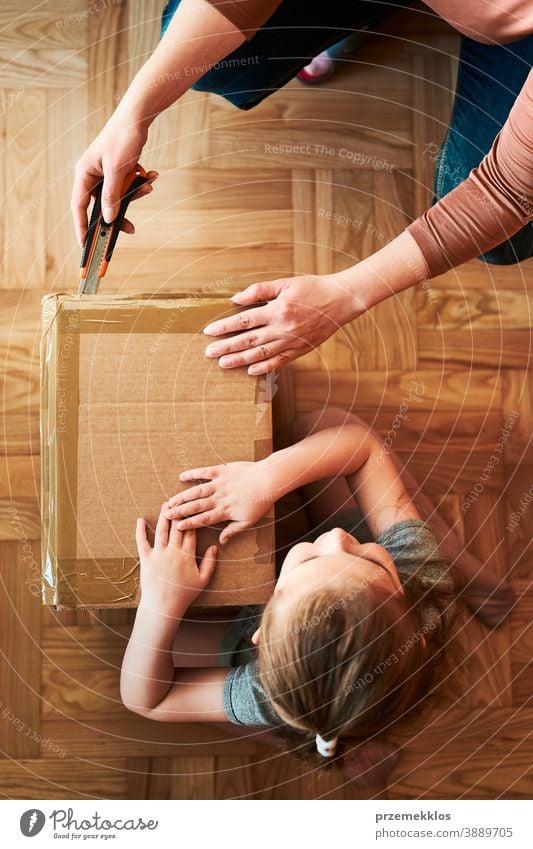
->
<box><xmin>161</xmin><ymin>1</ymin><xmax>533</xmax><ymax>265</ymax></box>
<box><xmin>435</xmin><ymin>36</ymin><xmax>533</xmax><ymax>264</ymax></box>
<box><xmin>161</xmin><ymin>0</ymin><xmax>406</xmax><ymax>109</ymax></box>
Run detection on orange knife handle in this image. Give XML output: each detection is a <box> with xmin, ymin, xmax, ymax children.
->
<box><xmin>101</xmin><ymin>164</ymin><xmax>149</xmax><ymax>273</ymax></box>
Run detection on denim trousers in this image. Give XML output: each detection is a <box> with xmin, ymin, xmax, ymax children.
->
<box><xmin>161</xmin><ymin>0</ymin><xmax>533</xmax><ymax>264</ymax></box>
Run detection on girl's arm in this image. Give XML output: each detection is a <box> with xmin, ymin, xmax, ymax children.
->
<box><xmin>121</xmin><ymin>504</ymin><xmax>227</xmax><ymax>722</ymax></box>
<box><xmin>264</xmin><ymin>420</ymin><xmax>422</xmax><ymax>538</ymax></box>
<box><xmin>166</xmin><ymin>418</ymin><xmax>421</xmax><ymax>541</ymax></box>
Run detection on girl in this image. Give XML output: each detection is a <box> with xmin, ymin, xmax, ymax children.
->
<box><xmin>121</xmin><ymin>408</ymin><xmax>513</xmax><ymax>763</ymax></box>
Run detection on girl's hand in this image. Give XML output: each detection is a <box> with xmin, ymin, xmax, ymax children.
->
<box><xmin>203</xmin><ymin>272</ymin><xmax>362</xmax><ymax>376</ymax></box>
<box><xmin>165</xmin><ymin>461</ymin><xmax>275</xmax><ymax>544</ymax></box>
<box><xmin>135</xmin><ymin>504</ymin><xmax>217</xmax><ymax>616</ymax></box>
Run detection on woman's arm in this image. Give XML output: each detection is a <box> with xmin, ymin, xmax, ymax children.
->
<box><xmin>407</xmin><ymin>69</ymin><xmax>533</xmax><ymax>277</ymax></box>
<box><xmin>71</xmin><ymin>0</ymin><xmax>245</xmax><ymax>244</ymax></box>
<box><xmin>121</xmin><ymin>503</ymin><xmax>227</xmax><ymax>721</ymax></box>
<box><xmin>203</xmin><ymin>73</ymin><xmax>532</xmax><ymax>375</ymax></box>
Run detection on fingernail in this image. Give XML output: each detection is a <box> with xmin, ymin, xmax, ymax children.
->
<box><xmin>103</xmin><ymin>208</ymin><xmax>113</xmax><ymax>224</ymax></box>
<box><xmin>231</xmin><ymin>293</ymin><xmax>243</xmax><ymax>302</ymax></box>
<box><xmin>203</xmin><ymin>324</ymin><xmax>214</xmax><ymax>335</ymax></box>
<box><xmin>248</xmin><ymin>367</ymin><xmax>259</xmax><ymax>375</ymax></box>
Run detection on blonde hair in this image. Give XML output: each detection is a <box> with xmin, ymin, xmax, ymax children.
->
<box><xmin>257</xmin><ymin>564</ymin><xmax>457</xmax><ymax>750</ymax></box>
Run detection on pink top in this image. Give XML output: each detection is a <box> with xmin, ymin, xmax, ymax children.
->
<box><xmin>207</xmin><ymin>0</ymin><xmax>533</xmax><ymax>277</ymax></box>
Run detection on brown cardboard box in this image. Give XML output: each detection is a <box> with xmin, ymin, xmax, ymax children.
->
<box><xmin>40</xmin><ymin>293</ymin><xmax>275</xmax><ymax>609</ymax></box>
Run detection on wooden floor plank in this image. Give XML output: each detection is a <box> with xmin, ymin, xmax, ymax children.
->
<box><xmin>0</xmin><ymin>541</ymin><xmax>42</xmax><ymax>759</ymax></box>
<box><xmin>0</xmin><ymin>759</ymin><xmax>127</xmax><ymax>799</ymax></box>
<box><xmin>2</xmin><ymin>89</ymin><xmax>47</xmax><ymax>289</ymax></box>
<box><xmin>388</xmin><ymin>708</ymin><xmax>533</xmax><ymax>799</ymax></box>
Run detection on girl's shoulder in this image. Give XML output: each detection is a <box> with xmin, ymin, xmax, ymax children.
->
<box><xmin>376</xmin><ymin>519</ymin><xmax>450</xmax><ymax>583</ymax></box>
<box><xmin>223</xmin><ymin>659</ymin><xmax>280</xmax><ymax>727</ymax></box>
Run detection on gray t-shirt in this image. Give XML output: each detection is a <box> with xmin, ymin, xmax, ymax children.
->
<box><xmin>220</xmin><ymin>511</ymin><xmax>454</xmax><ymax>727</ymax></box>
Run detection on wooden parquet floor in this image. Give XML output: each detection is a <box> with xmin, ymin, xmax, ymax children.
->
<box><xmin>0</xmin><ymin>1</ymin><xmax>531</xmax><ymax>799</ymax></box>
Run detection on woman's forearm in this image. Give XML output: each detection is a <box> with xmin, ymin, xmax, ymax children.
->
<box><xmin>120</xmin><ymin>603</ymin><xmax>185</xmax><ymax>712</ymax></box>
<box><xmin>332</xmin><ymin>229</ymin><xmax>430</xmax><ymax>317</ymax></box>
<box><xmin>114</xmin><ymin>0</ymin><xmax>244</xmax><ymax>130</ymax></box>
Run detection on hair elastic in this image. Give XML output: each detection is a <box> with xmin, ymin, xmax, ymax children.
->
<box><xmin>316</xmin><ymin>734</ymin><xmax>338</xmax><ymax>757</ymax></box>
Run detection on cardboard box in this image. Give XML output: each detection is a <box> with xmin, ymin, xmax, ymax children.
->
<box><xmin>41</xmin><ymin>293</ymin><xmax>275</xmax><ymax>609</ymax></box>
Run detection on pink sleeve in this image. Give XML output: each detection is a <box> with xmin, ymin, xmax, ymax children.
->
<box><xmin>407</xmin><ymin>68</ymin><xmax>533</xmax><ymax>278</ymax></box>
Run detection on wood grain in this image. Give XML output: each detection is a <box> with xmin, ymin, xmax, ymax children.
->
<box><xmin>0</xmin><ymin>1</ymin><xmax>530</xmax><ymax>800</ymax></box>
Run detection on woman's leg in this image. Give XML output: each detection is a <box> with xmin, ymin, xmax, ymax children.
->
<box><xmin>434</xmin><ymin>35</ymin><xmax>533</xmax><ymax>264</ymax></box>
<box><xmin>162</xmin><ymin>0</ymin><xmax>408</xmax><ymax>110</ymax></box>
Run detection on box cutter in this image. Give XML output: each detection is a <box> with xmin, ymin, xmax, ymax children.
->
<box><xmin>78</xmin><ymin>164</ymin><xmax>148</xmax><ymax>294</ymax></box>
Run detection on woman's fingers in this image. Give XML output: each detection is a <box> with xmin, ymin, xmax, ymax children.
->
<box><xmin>203</xmin><ymin>304</ymin><xmax>270</xmax><ymax>338</ymax></box>
<box><xmin>217</xmin><ymin>338</ymin><xmax>290</xmax><ymax>370</ymax></box>
<box><xmin>231</xmin><ymin>279</ymin><xmax>289</xmax><ymax>306</ymax></box>
<box><xmin>247</xmin><ymin>348</ymin><xmax>301</xmax><ymax>376</ymax></box>
<box><xmin>154</xmin><ymin>502</ymin><xmax>171</xmax><ymax>547</ymax></box>
<box><xmin>71</xmin><ymin>164</ymin><xmax>100</xmax><ymax>247</ymax></box>
<box><xmin>120</xmin><ymin>218</ymin><xmax>135</xmax><ymax>235</ymax></box>
<box><xmin>205</xmin><ymin>327</ymin><xmax>279</xmax><ymax>360</ymax></box>
<box><xmin>118</xmin><ymin>175</ymin><xmax>158</xmax><ymax>233</ymax></box>
<box><xmin>131</xmin><ymin>170</ymin><xmax>159</xmax><ymax>200</ymax></box>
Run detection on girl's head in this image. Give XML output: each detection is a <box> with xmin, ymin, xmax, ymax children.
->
<box><xmin>255</xmin><ymin>528</ymin><xmax>453</xmax><ymax>753</ymax></box>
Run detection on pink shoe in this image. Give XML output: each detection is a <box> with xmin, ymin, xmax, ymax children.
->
<box><xmin>297</xmin><ymin>51</ymin><xmax>334</xmax><ymax>85</ymax></box>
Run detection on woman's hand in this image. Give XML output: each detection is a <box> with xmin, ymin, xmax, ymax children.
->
<box><xmin>202</xmin><ymin>272</ymin><xmax>363</xmax><ymax>375</ymax></box>
<box><xmin>71</xmin><ymin>115</ymin><xmax>158</xmax><ymax>247</ymax></box>
<box><xmin>135</xmin><ymin>504</ymin><xmax>217</xmax><ymax>616</ymax></box>
<box><xmin>165</xmin><ymin>461</ymin><xmax>276</xmax><ymax>544</ymax></box>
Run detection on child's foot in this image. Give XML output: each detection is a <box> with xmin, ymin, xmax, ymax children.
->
<box><xmin>462</xmin><ymin>580</ymin><xmax>515</xmax><ymax>628</ymax></box>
